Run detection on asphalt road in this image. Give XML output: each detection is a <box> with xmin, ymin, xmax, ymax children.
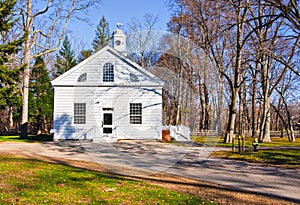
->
<box><xmin>0</xmin><ymin>141</ymin><xmax>299</xmax><ymax>203</ymax></box>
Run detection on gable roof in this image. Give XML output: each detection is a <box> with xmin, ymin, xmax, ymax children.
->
<box><xmin>51</xmin><ymin>46</ymin><xmax>164</xmax><ymax>87</ymax></box>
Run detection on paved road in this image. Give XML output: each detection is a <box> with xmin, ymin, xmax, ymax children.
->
<box><xmin>0</xmin><ymin>141</ymin><xmax>299</xmax><ymax>203</ymax></box>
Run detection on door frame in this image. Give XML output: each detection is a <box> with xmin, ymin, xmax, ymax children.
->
<box><xmin>101</xmin><ymin>108</ymin><xmax>114</xmax><ymax>137</ymax></box>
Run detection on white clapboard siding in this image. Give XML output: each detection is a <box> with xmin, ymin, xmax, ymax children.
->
<box><xmin>52</xmin><ymin>44</ymin><xmax>163</xmax><ymax>141</ymax></box>
<box><xmin>53</xmin><ymin>86</ymin><xmax>162</xmax><ymax>140</ymax></box>
<box><xmin>52</xmin><ymin>47</ymin><xmax>163</xmax><ymax>87</ymax></box>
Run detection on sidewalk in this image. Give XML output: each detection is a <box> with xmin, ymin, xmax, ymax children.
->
<box><xmin>0</xmin><ymin>141</ymin><xmax>299</xmax><ymax>203</ymax></box>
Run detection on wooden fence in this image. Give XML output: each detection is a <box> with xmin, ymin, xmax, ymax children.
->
<box><xmin>191</xmin><ymin>130</ymin><xmax>300</xmax><ymax>138</ymax></box>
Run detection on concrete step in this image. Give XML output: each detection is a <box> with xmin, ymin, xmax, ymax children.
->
<box><xmin>93</xmin><ymin>137</ymin><xmax>118</xmax><ymax>143</ymax></box>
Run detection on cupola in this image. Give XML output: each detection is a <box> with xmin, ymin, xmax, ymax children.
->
<box><xmin>112</xmin><ymin>22</ymin><xmax>127</xmax><ymax>55</ymax></box>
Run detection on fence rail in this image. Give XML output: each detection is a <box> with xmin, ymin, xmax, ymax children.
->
<box><xmin>191</xmin><ymin>130</ymin><xmax>300</xmax><ymax>138</ymax></box>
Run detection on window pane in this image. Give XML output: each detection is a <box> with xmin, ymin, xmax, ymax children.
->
<box><xmin>130</xmin><ymin>116</ymin><xmax>142</xmax><ymax>124</ymax></box>
<box><xmin>74</xmin><ymin>103</ymin><xmax>86</xmax><ymax>124</ymax></box>
<box><xmin>130</xmin><ymin>103</ymin><xmax>142</xmax><ymax>124</ymax></box>
<box><xmin>103</xmin><ymin>128</ymin><xmax>113</xmax><ymax>134</ymax></box>
<box><xmin>103</xmin><ymin>63</ymin><xmax>114</xmax><ymax>82</ymax></box>
<box><xmin>130</xmin><ymin>103</ymin><xmax>142</xmax><ymax>115</ymax></box>
<box><xmin>74</xmin><ymin>116</ymin><xmax>86</xmax><ymax>124</ymax></box>
<box><xmin>103</xmin><ymin>113</ymin><xmax>113</xmax><ymax>125</ymax></box>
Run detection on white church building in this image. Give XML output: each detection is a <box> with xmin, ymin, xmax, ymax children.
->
<box><xmin>51</xmin><ymin>24</ymin><xmax>164</xmax><ymax>142</ymax></box>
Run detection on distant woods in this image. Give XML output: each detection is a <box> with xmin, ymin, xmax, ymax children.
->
<box><xmin>0</xmin><ymin>0</ymin><xmax>299</xmax><ymax>142</ymax></box>
<box><xmin>157</xmin><ymin>0</ymin><xmax>300</xmax><ymax>142</ymax></box>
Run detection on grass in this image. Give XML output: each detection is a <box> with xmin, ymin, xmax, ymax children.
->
<box><xmin>0</xmin><ymin>135</ymin><xmax>53</xmax><ymax>143</ymax></box>
<box><xmin>0</xmin><ymin>155</ymin><xmax>214</xmax><ymax>205</ymax></box>
<box><xmin>211</xmin><ymin>149</ymin><xmax>300</xmax><ymax>168</ymax></box>
<box><xmin>191</xmin><ymin>136</ymin><xmax>300</xmax><ymax>168</ymax></box>
<box><xmin>191</xmin><ymin>136</ymin><xmax>300</xmax><ymax>147</ymax></box>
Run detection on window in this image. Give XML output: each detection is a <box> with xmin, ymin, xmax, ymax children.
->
<box><xmin>103</xmin><ymin>63</ymin><xmax>114</xmax><ymax>82</ymax></box>
<box><xmin>103</xmin><ymin>107</ymin><xmax>114</xmax><ymax>111</ymax></box>
<box><xmin>130</xmin><ymin>103</ymin><xmax>142</xmax><ymax>124</ymax></box>
<box><xmin>130</xmin><ymin>73</ymin><xmax>139</xmax><ymax>82</ymax></box>
<box><xmin>77</xmin><ymin>73</ymin><xmax>87</xmax><ymax>82</ymax></box>
<box><xmin>74</xmin><ymin>103</ymin><xmax>86</xmax><ymax>124</ymax></box>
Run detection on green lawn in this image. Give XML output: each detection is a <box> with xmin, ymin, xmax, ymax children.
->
<box><xmin>211</xmin><ymin>149</ymin><xmax>300</xmax><ymax>168</ymax></box>
<box><xmin>0</xmin><ymin>135</ymin><xmax>53</xmax><ymax>143</ymax></box>
<box><xmin>0</xmin><ymin>156</ymin><xmax>214</xmax><ymax>205</ymax></box>
<box><xmin>191</xmin><ymin>136</ymin><xmax>300</xmax><ymax>168</ymax></box>
<box><xmin>192</xmin><ymin>136</ymin><xmax>300</xmax><ymax>147</ymax></box>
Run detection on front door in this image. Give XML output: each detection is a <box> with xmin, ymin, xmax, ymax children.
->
<box><xmin>103</xmin><ymin>112</ymin><xmax>113</xmax><ymax>136</ymax></box>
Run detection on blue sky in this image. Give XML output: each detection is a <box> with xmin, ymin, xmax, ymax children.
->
<box><xmin>68</xmin><ymin>0</ymin><xmax>171</xmax><ymax>48</ymax></box>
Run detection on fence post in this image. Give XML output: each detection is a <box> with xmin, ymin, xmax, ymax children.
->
<box><xmin>232</xmin><ymin>135</ymin><xmax>235</xmax><ymax>152</ymax></box>
<box><xmin>238</xmin><ymin>135</ymin><xmax>241</xmax><ymax>153</ymax></box>
<box><xmin>242</xmin><ymin>134</ymin><xmax>245</xmax><ymax>152</ymax></box>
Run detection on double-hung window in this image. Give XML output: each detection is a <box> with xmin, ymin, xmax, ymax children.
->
<box><xmin>74</xmin><ymin>103</ymin><xmax>86</xmax><ymax>124</ymax></box>
<box><xmin>130</xmin><ymin>103</ymin><xmax>142</xmax><ymax>124</ymax></box>
<box><xmin>103</xmin><ymin>63</ymin><xmax>114</xmax><ymax>82</ymax></box>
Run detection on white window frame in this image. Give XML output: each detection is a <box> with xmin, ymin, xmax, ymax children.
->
<box><xmin>103</xmin><ymin>63</ymin><xmax>114</xmax><ymax>82</ymax></box>
<box><xmin>130</xmin><ymin>103</ymin><xmax>142</xmax><ymax>124</ymax></box>
<box><xmin>74</xmin><ymin>103</ymin><xmax>86</xmax><ymax>124</ymax></box>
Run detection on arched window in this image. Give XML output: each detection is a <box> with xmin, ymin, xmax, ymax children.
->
<box><xmin>130</xmin><ymin>73</ymin><xmax>139</xmax><ymax>82</ymax></box>
<box><xmin>77</xmin><ymin>73</ymin><xmax>87</xmax><ymax>82</ymax></box>
<box><xmin>103</xmin><ymin>63</ymin><xmax>114</xmax><ymax>82</ymax></box>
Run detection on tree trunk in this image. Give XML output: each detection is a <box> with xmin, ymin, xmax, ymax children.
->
<box><xmin>259</xmin><ymin>55</ymin><xmax>271</xmax><ymax>142</ymax></box>
<box><xmin>262</xmin><ymin>95</ymin><xmax>271</xmax><ymax>142</ymax></box>
<box><xmin>216</xmin><ymin>75</ymin><xmax>224</xmax><ymax>135</ymax></box>
<box><xmin>20</xmin><ymin>0</ymin><xmax>32</xmax><ymax>139</ymax></box>
<box><xmin>282</xmin><ymin>92</ymin><xmax>295</xmax><ymax>142</ymax></box>
<box><xmin>238</xmin><ymin>89</ymin><xmax>242</xmax><ymax>135</ymax></box>
<box><xmin>275</xmin><ymin>98</ymin><xmax>282</xmax><ymax>130</ymax></box>
<box><xmin>199</xmin><ymin>77</ymin><xmax>205</xmax><ymax>131</ymax></box>
<box><xmin>224</xmin><ymin>1</ymin><xmax>247</xmax><ymax>143</ymax></box>
<box><xmin>176</xmin><ymin>61</ymin><xmax>183</xmax><ymax>126</ymax></box>
<box><xmin>8</xmin><ymin>107</ymin><xmax>14</xmax><ymax>128</ymax></box>
<box><xmin>204</xmin><ymin>83</ymin><xmax>210</xmax><ymax>130</ymax></box>
<box><xmin>225</xmin><ymin>89</ymin><xmax>239</xmax><ymax>143</ymax></box>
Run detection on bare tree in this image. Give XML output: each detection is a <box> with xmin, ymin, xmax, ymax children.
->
<box><xmin>169</xmin><ymin>0</ymin><xmax>300</xmax><ymax>143</ymax></box>
<box><xmin>265</xmin><ymin>0</ymin><xmax>300</xmax><ymax>33</ymax></box>
<box><xmin>275</xmin><ymin>69</ymin><xmax>299</xmax><ymax>141</ymax></box>
<box><xmin>18</xmin><ymin>0</ymin><xmax>100</xmax><ymax>138</ymax></box>
<box><xmin>126</xmin><ymin>13</ymin><xmax>159</xmax><ymax>69</ymax></box>
<box><xmin>248</xmin><ymin>1</ymin><xmax>299</xmax><ymax>142</ymax></box>
<box><xmin>177</xmin><ymin>0</ymin><xmax>251</xmax><ymax>142</ymax></box>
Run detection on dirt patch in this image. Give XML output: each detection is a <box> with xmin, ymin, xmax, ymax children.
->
<box><xmin>1</xmin><ymin>152</ymin><xmax>296</xmax><ymax>205</ymax></box>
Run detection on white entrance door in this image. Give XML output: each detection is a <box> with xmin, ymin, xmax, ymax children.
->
<box><xmin>102</xmin><ymin>109</ymin><xmax>114</xmax><ymax>137</ymax></box>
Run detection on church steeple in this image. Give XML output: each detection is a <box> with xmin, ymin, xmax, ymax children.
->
<box><xmin>112</xmin><ymin>23</ymin><xmax>127</xmax><ymax>55</ymax></box>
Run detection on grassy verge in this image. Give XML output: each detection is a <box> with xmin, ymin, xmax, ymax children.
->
<box><xmin>211</xmin><ymin>149</ymin><xmax>300</xmax><ymax>168</ymax></box>
<box><xmin>0</xmin><ymin>156</ymin><xmax>213</xmax><ymax>205</ymax></box>
<box><xmin>0</xmin><ymin>135</ymin><xmax>53</xmax><ymax>143</ymax></box>
<box><xmin>192</xmin><ymin>136</ymin><xmax>300</xmax><ymax>168</ymax></box>
<box><xmin>191</xmin><ymin>136</ymin><xmax>300</xmax><ymax>147</ymax></box>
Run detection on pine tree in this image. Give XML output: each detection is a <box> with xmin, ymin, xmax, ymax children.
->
<box><xmin>53</xmin><ymin>35</ymin><xmax>77</xmax><ymax>77</ymax></box>
<box><xmin>0</xmin><ymin>0</ymin><xmax>25</xmax><ymax>129</ymax></box>
<box><xmin>92</xmin><ymin>16</ymin><xmax>110</xmax><ymax>52</ymax></box>
<box><xmin>77</xmin><ymin>49</ymin><xmax>93</xmax><ymax>63</ymax></box>
<box><xmin>29</xmin><ymin>56</ymin><xmax>53</xmax><ymax>134</ymax></box>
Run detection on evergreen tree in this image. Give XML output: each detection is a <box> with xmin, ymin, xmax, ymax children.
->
<box><xmin>0</xmin><ymin>0</ymin><xmax>25</xmax><ymax>129</ymax></box>
<box><xmin>29</xmin><ymin>56</ymin><xmax>53</xmax><ymax>134</ymax></box>
<box><xmin>92</xmin><ymin>16</ymin><xmax>110</xmax><ymax>52</ymax></box>
<box><xmin>53</xmin><ymin>35</ymin><xmax>76</xmax><ymax>77</ymax></box>
<box><xmin>77</xmin><ymin>49</ymin><xmax>93</xmax><ymax>63</ymax></box>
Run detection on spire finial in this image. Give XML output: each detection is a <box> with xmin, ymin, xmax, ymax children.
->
<box><xmin>116</xmin><ymin>22</ymin><xmax>123</xmax><ymax>29</ymax></box>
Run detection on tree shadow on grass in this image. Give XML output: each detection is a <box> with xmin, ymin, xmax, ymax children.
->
<box><xmin>0</xmin><ymin>134</ymin><xmax>53</xmax><ymax>143</ymax></box>
<box><xmin>21</xmin><ymin>156</ymin><xmax>300</xmax><ymax>205</ymax></box>
<box><xmin>28</xmin><ymin>134</ymin><xmax>54</xmax><ymax>141</ymax></box>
